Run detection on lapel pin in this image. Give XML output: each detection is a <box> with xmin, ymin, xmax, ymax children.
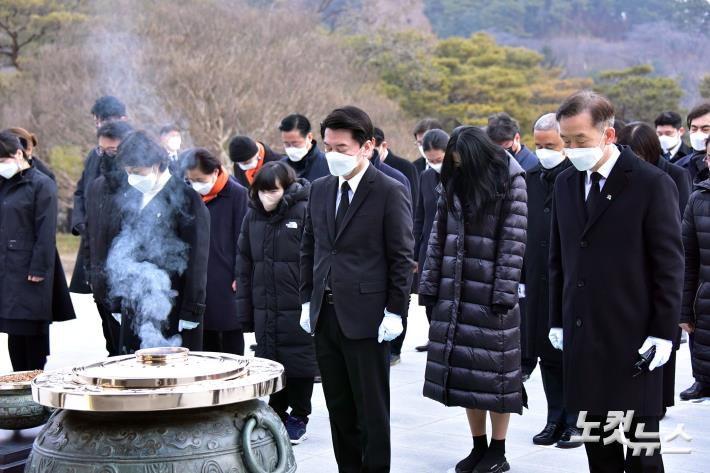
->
<box><xmin>606</xmin><ymin>194</ymin><xmax>612</xmax><ymax>200</ymax></box>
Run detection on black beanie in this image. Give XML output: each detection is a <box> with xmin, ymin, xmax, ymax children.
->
<box><xmin>229</xmin><ymin>136</ymin><xmax>259</xmax><ymax>163</ymax></box>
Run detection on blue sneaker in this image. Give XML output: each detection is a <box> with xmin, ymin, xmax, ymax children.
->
<box><xmin>285</xmin><ymin>415</ymin><xmax>308</xmax><ymax>445</ymax></box>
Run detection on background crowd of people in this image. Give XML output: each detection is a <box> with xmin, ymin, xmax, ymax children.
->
<box><xmin>0</xmin><ymin>89</ymin><xmax>708</xmax><ymax>473</ymax></box>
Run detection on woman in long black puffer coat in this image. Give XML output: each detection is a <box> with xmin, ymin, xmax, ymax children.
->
<box><xmin>419</xmin><ymin>126</ymin><xmax>527</xmax><ymax>473</ymax></box>
<box><xmin>237</xmin><ymin>161</ymin><xmax>316</xmax><ymax>445</ymax></box>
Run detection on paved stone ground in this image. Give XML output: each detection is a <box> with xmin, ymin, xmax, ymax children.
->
<box><xmin>1</xmin><ymin>293</ymin><xmax>707</xmax><ymax>472</ymax></box>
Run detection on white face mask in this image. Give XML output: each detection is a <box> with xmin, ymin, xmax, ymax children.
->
<box><xmin>285</xmin><ymin>145</ymin><xmax>309</xmax><ymax>162</ymax></box>
<box><xmin>658</xmin><ymin>134</ymin><xmax>679</xmax><ymax>153</ymax></box>
<box><xmin>418</xmin><ymin>145</ymin><xmax>426</xmax><ymax>157</ymax></box>
<box><xmin>237</xmin><ymin>155</ymin><xmax>259</xmax><ymax>171</ymax></box>
<box><xmin>428</xmin><ymin>162</ymin><xmax>442</xmax><ymax>173</ymax></box>
<box><xmin>0</xmin><ymin>161</ymin><xmax>19</xmax><ymax>179</ymax></box>
<box><xmin>191</xmin><ymin>178</ymin><xmax>214</xmax><ymax>196</ymax></box>
<box><xmin>258</xmin><ymin>189</ymin><xmax>284</xmax><ymax>212</ymax></box>
<box><xmin>690</xmin><ymin>131</ymin><xmax>709</xmax><ymax>152</ymax></box>
<box><xmin>564</xmin><ymin>133</ymin><xmax>607</xmax><ymax>172</ymax></box>
<box><xmin>127</xmin><ymin>172</ymin><xmax>158</xmax><ymax>194</ymax></box>
<box><xmin>325</xmin><ymin>150</ymin><xmax>361</xmax><ymax>177</ymax></box>
<box><xmin>167</xmin><ymin>136</ymin><xmax>182</xmax><ymax>153</ymax></box>
<box><xmin>536</xmin><ymin>148</ymin><xmax>566</xmax><ymax>169</ymax></box>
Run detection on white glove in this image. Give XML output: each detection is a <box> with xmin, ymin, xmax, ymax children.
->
<box><xmin>300</xmin><ymin>303</ymin><xmax>311</xmax><ymax>333</ymax></box>
<box><xmin>638</xmin><ymin>336</ymin><xmax>673</xmax><ymax>371</ymax></box>
<box><xmin>111</xmin><ymin>313</ymin><xmax>122</xmax><ymax>325</ymax></box>
<box><xmin>548</xmin><ymin>327</ymin><xmax>563</xmax><ymax>350</ymax></box>
<box><xmin>178</xmin><ymin>320</ymin><xmax>200</xmax><ymax>332</ymax></box>
<box><xmin>378</xmin><ymin>312</ymin><xmax>403</xmax><ymax>343</ymax></box>
<box><xmin>518</xmin><ymin>284</ymin><xmax>526</xmax><ymax>299</ymax></box>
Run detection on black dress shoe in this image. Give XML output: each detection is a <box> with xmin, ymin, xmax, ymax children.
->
<box><xmin>532</xmin><ymin>422</ymin><xmax>562</xmax><ymax>445</ymax></box>
<box><xmin>556</xmin><ymin>426</ymin><xmax>583</xmax><ymax>449</ymax></box>
<box><xmin>680</xmin><ymin>381</ymin><xmax>710</xmax><ymax>401</ymax></box>
<box><xmin>415</xmin><ymin>343</ymin><xmax>429</xmax><ymax>352</ymax></box>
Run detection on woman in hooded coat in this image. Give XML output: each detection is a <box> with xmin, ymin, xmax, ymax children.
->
<box><xmin>236</xmin><ymin>161</ymin><xmax>316</xmax><ymax>445</ymax></box>
<box><xmin>419</xmin><ymin>126</ymin><xmax>527</xmax><ymax>473</ymax></box>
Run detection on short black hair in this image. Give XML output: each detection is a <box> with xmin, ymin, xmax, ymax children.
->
<box><xmin>249</xmin><ymin>161</ymin><xmax>296</xmax><ymax>203</ymax></box>
<box><xmin>182</xmin><ymin>148</ymin><xmax>221</xmax><ymax>174</ymax></box>
<box><xmin>97</xmin><ymin>121</ymin><xmax>133</xmax><ymax>141</ymax></box>
<box><xmin>654</xmin><ymin>111</ymin><xmax>683</xmax><ymax>129</ymax></box>
<box><xmin>0</xmin><ymin>131</ymin><xmax>23</xmax><ymax>159</ymax></box>
<box><xmin>228</xmin><ymin>136</ymin><xmax>259</xmax><ymax>163</ymax></box>
<box><xmin>374</xmin><ymin>127</ymin><xmax>385</xmax><ymax>146</ymax></box>
<box><xmin>616</xmin><ymin>122</ymin><xmax>662</xmax><ymax>164</ymax></box>
<box><xmin>279</xmin><ymin>114</ymin><xmax>312</xmax><ymax>137</ymax></box>
<box><xmin>90</xmin><ymin>96</ymin><xmax>126</xmax><ymax>120</ymax></box>
<box><xmin>320</xmin><ymin>106</ymin><xmax>374</xmax><ymax>147</ymax></box>
<box><xmin>687</xmin><ymin>103</ymin><xmax>710</xmax><ymax>128</ymax></box>
<box><xmin>413</xmin><ymin>118</ymin><xmax>443</xmax><ymax>138</ymax></box>
<box><xmin>556</xmin><ymin>90</ymin><xmax>615</xmax><ymax>130</ymax></box>
<box><xmin>486</xmin><ymin>112</ymin><xmax>520</xmax><ymax>143</ymax></box>
<box><xmin>159</xmin><ymin>124</ymin><xmax>180</xmax><ymax>136</ymax></box>
<box><xmin>423</xmin><ymin>129</ymin><xmax>450</xmax><ymax>152</ymax></box>
<box><xmin>117</xmin><ymin>131</ymin><xmax>168</xmax><ymax>171</ymax></box>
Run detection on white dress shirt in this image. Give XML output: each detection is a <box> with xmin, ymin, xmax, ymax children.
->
<box><xmin>336</xmin><ymin>162</ymin><xmax>368</xmax><ymax>214</ymax></box>
<box><xmin>585</xmin><ymin>146</ymin><xmax>621</xmax><ymax>199</ymax></box>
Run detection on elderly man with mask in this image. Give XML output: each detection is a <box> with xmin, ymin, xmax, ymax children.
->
<box><xmin>521</xmin><ymin>113</ymin><xmax>580</xmax><ymax>449</ymax></box>
<box><xmin>548</xmin><ymin>91</ymin><xmax>683</xmax><ymax>473</ymax></box>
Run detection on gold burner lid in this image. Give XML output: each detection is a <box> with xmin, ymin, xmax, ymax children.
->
<box><xmin>31</xmin><ymin>349</ymin><xmax>285</xmax><ymax>412</ymax></box>
<box><xmin>72</xmin><ymin>347</ymin><xmax>248</xmax><ymax>388</ymax></box>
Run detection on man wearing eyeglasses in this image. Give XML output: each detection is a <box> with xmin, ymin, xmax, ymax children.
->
<box><xmin>80</xmin><ymin>120</ymin><xmax>133</xmax><ymax>357</ymax></box>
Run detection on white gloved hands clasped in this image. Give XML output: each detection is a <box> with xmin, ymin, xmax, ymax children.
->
<box><xmin>378</xmin><ymin>312</ymin><xmax>403</xmax><ymax>343</ymax></box>
<box><xmin>548</xmin><ymin>327</ymin><xmax>563</xmax><ymax>350</ymax></box>
<box><xmin>638</xmin><ymin>336</ymin><xmax>673</xmax><ymax>371</ymax></box>
<box><xmin>178</xmin><ymin>320</ymin><xmax>200</xmax><ymax>332</ymax></box>
<box><xmin>300</xmin><ymin>302</ymin><xmax>311</xmax><ymax>333</ymax></box>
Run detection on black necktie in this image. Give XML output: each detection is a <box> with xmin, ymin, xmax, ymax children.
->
<box><xmin>335</xmin><ymin>181</ymin><xmax>350</xmax><ymax>233</ymax></box>
<box><xmin>663</xmin><ymin>151</ymin><xmax>671</xmax><ymax>161</ymax></box>
<box><xmin>586</xmin><ymin>172</ymin><xmax>602</xmax><ymax>218</ymax></box>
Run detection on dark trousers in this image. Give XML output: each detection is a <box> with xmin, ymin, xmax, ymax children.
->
<box><xmin>8</xmin><ymin>334</ymin><xmax>49</xmax><ymax>371</ymax></box>
<box><xmin>95</xmin><ymin>301</ymin><xmax>120</xmax><ymax>357</ymax></box>
<box><xmin>583</xmin><ymin>414</ymin><xmax>664</xmax><ymax>473</ymax></box>
<box><xmin>315</xmin><ymin>302</ymin><xmax>391</xmax><ymax>473</ymax></box>
<box><xmin>539</xmin><ymin>359</ymin><xmax>576</xmax><ymax>426</ymax></box>
<box><xmin>425</xmin><ymin>305</ymin><xmax>432</xmax><ymax>323</ymax></box>
<box><xmin>269</xmin><ymin>377</ymin><xmax>315</xmax><ymax>421</ymax></box>
<box><xmin>203</xmin><ymin>329</ymin><xmax>245</xmax><ymax>355</ymax></box>
<box><xmin>390</xmin><ymin>297</ymin><xmax>410</xmax><ymax>355</ymax></box>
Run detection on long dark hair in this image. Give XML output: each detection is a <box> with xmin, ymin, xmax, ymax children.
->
<box><xmin>441</xmin><ymin>126</ymin><xmax>509</xmax><ymax>215</ymax></box>
<box><xmin>616</xmin><ymin>122</ymin><xmax>662</xmax><ymax>164</ymax></box>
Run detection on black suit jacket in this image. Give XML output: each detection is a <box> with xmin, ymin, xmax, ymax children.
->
<box><xmin>549</xmin><ymin>146</ymin><xmax>683</xmax><ymax>416</ymax></box>
<box><xmin>300</xmin><ymin>163</ymin><xmax>414</xmax><ymax>340</ymax></box>
<box><xmin>669</xmin><ymin>141</ymin><xmax>693</xmax><ymax>164</ymax></box>
<box><xmin>383</xmin><ymin>150</ymin><xmax>419</xmax><ymax>208</ymax></box>
<box><xmin>656</xmin><ymin>156</ymin><xmax>691</xmax><ymax>216</ymax></box>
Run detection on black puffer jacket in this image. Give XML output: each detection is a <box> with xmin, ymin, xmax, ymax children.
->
<box><xmin>681</xmin><ymin>178</ymin><xmax>710</xmax><ymax>385</ymax></box>
<box><xmin>419</xmin><ymin>157</ymin><xmax>527</xmax><ymax>413</ymax></box>
<box><xmin>237</xmin><ymin>179</ymin><xmax>317</xmax><ymax>378</ymax></box>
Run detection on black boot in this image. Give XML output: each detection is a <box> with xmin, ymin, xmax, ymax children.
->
<box><xmin>532</xmin><ymin>422</ymin><xmax>562</xmax><ymax>445</ymax></box>
<box><xmin>473</xmin><ymin>438</ymin><xmax>510</xmax><ymax>473</ymax></box>
<box><xmin>455</xmin><ymin>434</ymin><xmax>488</xmax><ymax>473</ymax></box>
<box><xmin>680</xmin><ymin>381</ymin><xmax>710</xmax><ymax>401</ymax></box>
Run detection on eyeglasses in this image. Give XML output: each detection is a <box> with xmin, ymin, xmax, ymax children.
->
<box><xmin>96</xmin><ymin>146</ymin><xmax>118</xmax><ymax>158</ymax></box>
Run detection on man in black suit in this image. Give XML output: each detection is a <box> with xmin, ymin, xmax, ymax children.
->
<box><xmin>300</xmin><ymin>106</ymin><xmax>414</xmax><ymax>473</ymax></box>
<box><xmin>548</xmin><ymin>91</ymin><xmax>683</xmax><ymax>473</ymax></box>
<box><xmin>655</xmin><ymin>111</ymin><xmax>693</xmax><ymax>164</ymax></box>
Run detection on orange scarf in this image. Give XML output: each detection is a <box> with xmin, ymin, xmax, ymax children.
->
<box><xmin>244</xmin><ymin>142</ymin><xmax>266</xmax><ymax>185</ymax></box>
<box><xmin>202</xmin><ymin>167</ymin><xmax>229</xmax><ymax>204</ymax></box>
